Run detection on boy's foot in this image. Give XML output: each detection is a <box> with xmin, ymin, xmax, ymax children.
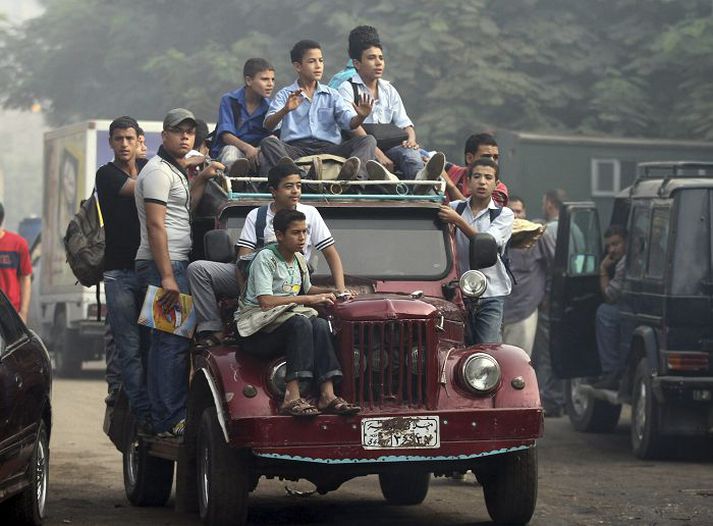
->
<box><xmin>157</xmin><ymin>419</ymin><xmax>186</xmax><ymax>439</ymax></box>
<box><xmin>366</xmin><ymin>160</ymin><xmax>399</xmax><ymax>181</ymax></box>
<box><xmin>337</xmin><ymin>157</ymin><xmax>361</xmax><ymax>181</ymax></box>
<box><xmin>413</xmin><ymin>152</ymin><xmax>446</xmax><ymax>194</ymax></box>
<box><xmin>279</xmin><ymin>398</ymin><xmax>320</xmax><ymax>417</ymax></box>
<box><xmin>228</xmin><ymin>158</ymin><xmax>250</xmax><ymax>178</ymax></box>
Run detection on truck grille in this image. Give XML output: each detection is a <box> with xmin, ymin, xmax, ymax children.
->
<box><xmin>338</xmin><ymin>320</ymin><xmax>435</xmax><ymax>409</ymax></box>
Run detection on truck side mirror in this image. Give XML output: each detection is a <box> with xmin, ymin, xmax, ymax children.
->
<box><xmin>469</xmin><ymin>233</ymin><xmax>498</xmax><ymax>269</ymax></box>
<box><xmin>204</xmin><ymin>230</ymin><xmax>234</xmax><ymax>263</ymax></box>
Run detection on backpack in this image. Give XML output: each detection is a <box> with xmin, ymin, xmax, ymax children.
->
<box><xmin>64</xmin><ymin>191</ymin><xmax>105</xmax><ymax>287</ymax></box>
<box><xmin>455</xmin><ymin>201</ymin><xmax>517</xmax><ymax>285</ymax></box>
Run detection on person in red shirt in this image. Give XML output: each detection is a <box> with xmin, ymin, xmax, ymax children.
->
<box><xmin>441</xmin><ymin>132</ymin><xmax>509</xmax><ymax>206</ymax></box>
<box><xmin>0</xmin><ymin>202</ymin><xmax>32</xmax><ymax>321</ymax></box>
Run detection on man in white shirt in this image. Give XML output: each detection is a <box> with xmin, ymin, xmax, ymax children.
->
<box><xmin>187</xmin><ymin>163</ymin><xmax>348</xmax><ymax>348</ymax></box>
<box><xmin>438</xmin><ymin>158</ymin><xmax>513</xmax><ymax>343</ymax></box>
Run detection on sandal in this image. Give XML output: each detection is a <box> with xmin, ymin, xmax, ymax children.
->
<box><xmin>279</xmin><ymin>398</ymin><xmax>320</xmax><ymax>417</ymax></box>
<box><xmin>318</xmin><ymin>396</ymin><xmax>361</xmax><ymax>416</ymax></box>
<box><xmin>194</xmin><ymin>333</ymin><xmax>222</xmax><ymax>350</ymax></box>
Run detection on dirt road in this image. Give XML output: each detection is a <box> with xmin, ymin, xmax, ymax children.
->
<box><xmin>45</xmin><ymin>370</ymin><xmax>713</xmax><ymax>526</ymax></box>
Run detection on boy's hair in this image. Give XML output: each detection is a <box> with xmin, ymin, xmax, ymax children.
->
<box><xmin>274</xmin><ymin>208</ymin><xmax>306</xmax><ymax>234</ymax></box>
<box><xmin>468</xmin><ymin>157</ymin><xmax>499</xmax><ymax>179</ymax></box>
<box><xmin>604</xmin><ymin>224</ymin><xmax>627</xmax><ymax>239</ymax></box>
<box><xmin>348</xmin><ymin>25</ymin><xmax>382</xmax><ymax>61</ymax></box>
<box><xmin>544</xmin><ymin>189</ymin><xmax>567</xmax><ymax>209</ymax></box>
<box><xmin>509</xmin><ymin>195</ymin><xmax>525</xmax><ymax>207</ymax></box>
<box><xmin>290</xmin><ymin>39</ymin><xmax>321</xmax><ymax>63</ymax></box>
<box><xmin>464</xmin><ymin>132</ymin><xmax>498</xmax><ymax>158</ymax></box>
<box><xmin>194</xmin><ymin>119</ymin><xmax>210</xmax><ymax>149</ymax></box>
<box><xmin>243</xmin><ymin>57</ymin><xmax>274</xmax><ymax>80</ymax></box>
<box><xmin>137</xmin><ymin>127</ymin><xmax>145</xmax><ymax>137</ymax></box>
<box><xmin>109</xmin><ymin>116</ymin><xmax>140</xmax><ymax>138</ymax></box>
<box><xmin>267</xmin><ymin>163</ymin><xmax>301</xmax><ymax>190</ymax></box>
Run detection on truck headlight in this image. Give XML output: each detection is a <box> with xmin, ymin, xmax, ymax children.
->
<box><xmin>460</xmin><ymin>353</ymin><xmax>501</xmax><ymax>394</ymax></box>
<box><xmin>459</xmin><ymin>270</ymin><xmax>487</xmax><ymax>298</ymax></box>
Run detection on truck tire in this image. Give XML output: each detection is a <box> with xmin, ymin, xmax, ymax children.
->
<box><xmin>565</xmin><ymin>378</ymin><xmax>621</xmax><ymax>433</ymax></box>
<box><xmin>197</xmin><ymin>406</ymin><xmax>250</xmax><ymax>526</ymax></box>
<box><xmin>123</xmin><ymin>437</ymin><xmax>174</xmax><ymax>506</ymax></box>
<box><xmin>480</xmin><ymin>447</ymin><xmax>537</xmax><ymax>525</ymax></box>
<box><xmin>52</xmin><ymin>310</ymin><xmax>82</xmax><ymax>377</ymax></box>
<box><xmin>3</xmin><ymin>420</ymin><xmax>49</xmax><ymax>525</ymax></box>
<box><xmin>631</xmin><ymin>358</ymin><xmax>671</xmax><ymax>459</ymax></box>
<box><xmin>378</xmin><ymin>471</ymin><xmax>430</xmax><ymax>505</ymax></box>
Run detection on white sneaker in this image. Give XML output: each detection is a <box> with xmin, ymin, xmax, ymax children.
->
<box><xmin>414</xmin><ymin>152</ymin><xmax>446</xmax><ymax>194</ymax></box>
<box><xmin>366</xmin><ymin>160</ymin><xmax>399</xmax><ymax>181</ymax></box>
<box><xmin>337</xmin><ymin>157</ymin><xmax>361</xmax><ymax>180</ymax></box>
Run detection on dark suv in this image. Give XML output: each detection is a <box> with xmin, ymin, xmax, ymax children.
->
<box><xmin>550</xmin><ymin>161</ymin><xmax>713</xmax><ymax>459</ymax></box>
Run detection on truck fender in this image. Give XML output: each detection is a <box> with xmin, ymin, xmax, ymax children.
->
<box><xmin>630</xmin><ymin>326</ymin><xmax>658</xmax><ymax>371</ymax></box>
<box><xmin>197</xmin><ymin>367</ymin><xmax>230</xmax><ymax>443</ymax></box>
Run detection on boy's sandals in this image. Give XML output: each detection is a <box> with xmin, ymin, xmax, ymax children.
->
<box><xmin>279</xmin><ymin>398</ymin><xmax>320</xmax><ymax>417</ymax></box>
<box><xmin>318</xmin><ymin>396</ymin><xmax>361</xmax><ymax>416</ymax></box>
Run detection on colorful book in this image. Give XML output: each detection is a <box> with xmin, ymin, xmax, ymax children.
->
<box><xmin>138</xmin><ymin>285</ymin><xmax>196</xmax><ymax>338</ymax></box>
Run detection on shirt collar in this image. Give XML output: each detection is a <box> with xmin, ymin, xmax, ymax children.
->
<box><xmin>287</xmin><ymin>80</ymin><xmax>329</xmax><ymax>94</ymax></box>
<box><xmin>157</xmin><ymin>145</ymin><xmax>188</xmax><ymax>178</ymax></box>
<box><xmin>466</xmin><ymin>196</ymin><xmax>498</xmax><ymax>211</ymax></box>
<box><xmin>349</xmin><ymin>72</ymin><xmax>388</xmax><ymax>92</ymax></box>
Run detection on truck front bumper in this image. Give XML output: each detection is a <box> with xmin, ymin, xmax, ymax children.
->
<box><xmin>228</xmin><ymin>407</ymin><xmax>543</xmax><ymax>464</ymax></box>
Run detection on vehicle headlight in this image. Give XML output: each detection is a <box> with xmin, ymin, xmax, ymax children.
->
<box><xmin>459</xmin><ymin>270</ymin><xmax>487</xmax><ymax>298</ymax></box>
<box><xmin>460</xmin><ymin>353</ymin><xmax>501</xmax><ymax>394</ymax></box>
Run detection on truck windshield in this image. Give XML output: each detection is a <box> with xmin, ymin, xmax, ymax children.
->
<box><xmin>223</xmin><ymin>205</ymin><xmax>451</xmax><ymax>280</ymax></box>
<box><xmin>314</xmin><ymin>207</ymin><xmax>451</xmax><ymax>279</ymax></box>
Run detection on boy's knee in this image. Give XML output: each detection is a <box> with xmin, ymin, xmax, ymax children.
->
<box><xmin>187</xmin><ymin>261</ymin><xmax>207</xmax><ymax>281</ymax></box>
<box><xmin>311</xmin><ymin>317</ymin><xmax>330</xmax><ymax>332</ymax></box>
<box><xmin>286</xmin><ymin>314</ymin><xmax>312</xmax><ymax>335</ymax></box>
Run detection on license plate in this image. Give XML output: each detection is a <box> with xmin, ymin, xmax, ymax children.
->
<box><xmin>361</xmin><ymin>416</ymin><xmax>440</xmax><ymax>450</ymax></box>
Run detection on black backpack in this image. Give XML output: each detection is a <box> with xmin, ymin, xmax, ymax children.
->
<box><xmin>64</xmin><ymin>191</ymin><xmax>105</xmax><ymax>287</ymax></box>
<box><xmin>455</xmin><ymin>202</ymin><xmax>517</xmax><ymax>285</ymax></box>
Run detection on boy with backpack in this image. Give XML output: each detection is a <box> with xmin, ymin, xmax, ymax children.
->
<box><xmin>438</xmin><ymin>158</ymin><xmax>513</xmax><ymax>344</ymax></box>
<box><xmin>186</xmin><ymin>163</ymin><xmax>349</xmax><ymax>349</ymax></box>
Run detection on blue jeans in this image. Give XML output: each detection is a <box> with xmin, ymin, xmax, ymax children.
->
<box><xmin>103</xmin><ymin>269</ymin><xmax>151</xmax><ymax>421</ymax></box>
<box><xmin>135</xmin><ymin>259</ymin><xmax>191</xmax><ymax>433</ymax></box>
<box><xmin>467</xmin><ymin>296</ymin><xmax>505</xmax><ymax>345</ymax></box>
<box><xmin>385</xmin><ymin>145</ymin><xmax>424</xmax><ymax>180</ymax></box>
<box><xmin>596</xmin><ymin>302</ymin><xmax>622</xmax><ymax>374</ymax></box>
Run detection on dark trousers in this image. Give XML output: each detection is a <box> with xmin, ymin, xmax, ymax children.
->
<box><xmin>259</xmin><ymin>135</ymin><xmax>376</xmax><ymax>180</ymax></box>
<box><xmin>241</xmin><ymin>315</ymin><xmax>342</xmax><ymax>384</ymax></box>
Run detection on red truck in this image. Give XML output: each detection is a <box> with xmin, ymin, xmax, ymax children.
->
<box><xmin>109</xmin><ymin>180</ymin><xmax>543</xmax><ymax>526</ymax></box>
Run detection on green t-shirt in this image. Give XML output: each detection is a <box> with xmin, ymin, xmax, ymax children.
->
<box><xmin>243</xmin><ymin>247</ymin><xmax>311</xmax><ymax>307</ymax></box>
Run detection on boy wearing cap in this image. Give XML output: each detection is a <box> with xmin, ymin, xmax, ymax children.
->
<box><xmin>260</xmin><ymin>39</ymin><xmax>377</xmax><ymax>181</ymax></box>
<box><xmin>134</xmin><ymin>108</ymin><xmax>224</xmax><ymax>438</ymax></box>
<box><xmin>211</xmin><ymin>58</ymin><xmax>275</xmax><ymax>177</ymax></box>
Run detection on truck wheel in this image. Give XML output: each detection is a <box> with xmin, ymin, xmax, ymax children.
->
<box><xmin>481</xmin><ymin>447</ymin><xmax>537</xmax><ymax>525</ymax></box>
<box><xmin>123</xmin><ymin>437</ymin><xmax>174</xmax><ymax>506</ymax></box>
<box><xmin>565</xmin><ymin>378</ymin><xmax>621</xmax><ymax>433</ymax></box>
<box><xmin>4</xmin><ymin>420</ymin><xmax>49</xmax><ymax>525</ymax></box>
<box><xmin>197</xmin><ymin>406</ymin><xmax>250</xmax><ymax>525</ymax></box>
<box><xmin>631</xmin><ymin>358</ymin><xmax>671</xmax><ymax>459</ymax></box>
<box><xmin>378</xmin><ymin>471</ymin><xmax>430</xmax><ymax>505</ymax></box>
<box><xmin>52</xmin><ymin>311</ymin><xmax>82</xmax><ymax>377</ymax></box>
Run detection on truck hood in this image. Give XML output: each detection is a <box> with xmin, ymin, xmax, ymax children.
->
<box><xmin>333</xmin><ymin>295</ymin><xmax>438</xmax><ymax>321</ymax></box>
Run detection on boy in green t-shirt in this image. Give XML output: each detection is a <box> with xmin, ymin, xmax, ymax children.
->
<box><xmin>238</xmin><ymin>208</ymin><xmax>360</xmax><ymax>417</ymax></box>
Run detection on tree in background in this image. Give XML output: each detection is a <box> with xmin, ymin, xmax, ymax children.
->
<box><xmin>1</xmin><ymin>0</ymin><xmax>712</xmax><ymax>163</ymax></box>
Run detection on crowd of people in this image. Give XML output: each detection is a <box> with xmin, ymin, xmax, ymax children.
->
<box><xmin>84</xmin><ymin>25</ymin><xmax>631</xmax><ymax>437</ymax></box>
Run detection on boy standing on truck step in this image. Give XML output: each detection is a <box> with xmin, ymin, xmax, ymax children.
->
<box><xmin>441</xmin><ymin>133</ymin><xmax>509</xmax><ymax>206</ymax></box>
<box><xmin>187</xmin><ymin>163</ymin><xmax>349</xmax><ymax>349</ymax></box>
<box><xmin>260</xmin><ymin>39</ymin><xmax>377</xmax><ymax>181</ymax></box>
<box><xmin>96</xmin><ymin>116</ymin><xmax>152</xmax><ymax>431</ymax></box>
<box><xmin>335</xmin><ymin>27</ymin><xmax>445</xmax><ymax>184</ymax></box>
<box><xmin>438</xmin><ymin>158</ymin><xmax>513</xmax><ymax>344</ymax></box>
<box><xmin>0</xmin><ymin>202</ymin><xmax>31</xmax><ymax>322</ymax></box>
<box><xmin>211</xmin><ymin>58</ymin><xmax>275</xmax><ymax>178</ymax></box>
<box><xmin>134</xmin><ymin>108</ymin><xmax>224</xmax><ymax>438</ymax></box>
<box><xmin>237</xmin><ymin>207</ymin><xmax>360</xmax><ymax>417</ymax></box>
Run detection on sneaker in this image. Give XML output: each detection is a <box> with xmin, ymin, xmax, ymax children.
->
<box><xmin>337</xmin><ymin>157</ymin><xmax>361</xmax><ymax>181</ymax></box>
<box><xmin>228</xmin><ymin>158</ymin><xmax>250</xmax><ymax>178</ymax></box>
<box><xmin>157</xmin><ymin>419</ymin><xmax>186</xmax><ymax>439</ymax></box>
<box><xmin>413</xmin><ymin>152</ymin><xmax>446</xmax><ymax>194</ymax></box>
<box><xmin>366</xmin><ymin>160</ymin><xmax>399</xmax><ymax>181</ymax></box>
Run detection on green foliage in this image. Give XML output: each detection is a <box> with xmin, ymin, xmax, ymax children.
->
<box><xmin>1</xmin><ymin>0</ymin><xmax>712</xmax><ymax>159</ymax></box>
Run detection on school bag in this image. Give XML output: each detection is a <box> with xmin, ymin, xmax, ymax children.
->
<box><xmin>455</xmin><ymin>201</ymin><xmax>517</xmax><ymax>285</ymax></box>
<box><xmin>64</xmin><ymin>190</ymin><xmax>105</xmax><ymax>287</ymax></box>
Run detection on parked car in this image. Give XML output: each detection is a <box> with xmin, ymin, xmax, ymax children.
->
<box><xmin>108</xmin><ymin>178</ymin><xmax>544</xmax><ymax>526</ymax></box>
<box><xmin>550</xmin><ymin>161</ymin><xmax>713</xmax><ymax>459</ymax></box>
<box><xmin>0</xmin><ymin>289</ymin><xmax>52</xmax><ymax>524</ymax></box>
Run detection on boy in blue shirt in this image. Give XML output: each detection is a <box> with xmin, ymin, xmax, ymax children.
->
<box><xmin>261</xmin><ymin>40</ymin><xmax>377</xmax><ymax>181</ymax></box>
<box><xmin>211</xmin><ymin>58</ymin><xmax>275</xmax><ymax>177</ymax></box>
